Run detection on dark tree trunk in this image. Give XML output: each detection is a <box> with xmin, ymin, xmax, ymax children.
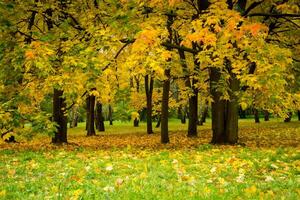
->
<box><xmin>264</xmin><ymin>110</ymin><xmax>270</xmax><ymax>121</ymax></box>
<box><xmin>145</xmin><ymin>75</ymin><xmax>154</xmax><ymax>134</ymax></box>
<box><xmin>254</xmin><ymin>109</ymin><xmax>260</xmax><ymax>123</ymax></box>
<box><xmin>284</xmin><ymin>112</ymin><xmax>292</xmax><ymax>122</ymax></box>
<box><xmin>52</xmin><ymin>89</ymin><xmax>68</xmax><ymax>143</ymax></box>
<box><xmin>181</xmin><ymin>113</ymin><xmax>186</xmax><ymax>124</ymax></box>
<box><xmin>187</xmin><ymin>93</ymin><xmax>198</xmax><ymax>137</ymax></box>
<box><xmin>86</xmin><ymin>95</ymin><xmax>96</xmax><ymax>136</ymax></box>
<box><xmin>177</xmin><ymin>48</ymin><xmax>198</xmax><ymax>136</ymax></box>
<box><xmin>161</xmin><ymin>69</ymin><xmax>170</xmax><ymax>143</ymax></box>
<box><xmin>86</xmin><ymin>97</ymin><xmax>89</xmax><ymax>131</ymax></box>
<box><xmin>108</xmin><ymin>104</ymin><xmax>113</xmax><ymax>125</ymax></box>
<box><xmin>298</xmin><ymin>111</ymin><xmax>300</xmax><ymax>121</ymax></box>
<box><xmin>198</xmin><ymin>104</ymin><xmax>208</xmax><ymax>125</ymax></box>
<box><xmin>238</xmin><ymin>106</ymin><xmax>246</xmax><ymax>119</ymax></box>
<box><xmin>96</xmin><ymin>102</ymin><xmax>105</xmax><ymax>132</ymax></box>
<box><xmin>210</xmin><ymin>66</ymin><xmax>239</xmax><ymax>144</ymax></box>
<box><xmin>224</xmin><ymin>73</ymin><xmax>239</xmax><ymax>144</ymax></box>
<box><xmin>177</xmin><ymin>106</ymin><xmax>182</xmax><ymax>119</ymax></box>
<box><xmin>210</xmin><ymin>68</ymin><xmax>226</xmax><ymax>144</ymax></box>
<box><xmin>156</xmin><ymin>115</ymin><xmax>161</xmax><ymax>128</ymax></box>
<box><xmin>69</xmin><ymin>106</ymin><xmax>78</xmax><ymax>128</ymax></box>
<box><xmin>134</xmin><ymin>118</ymin><xmax>139</xmax><ymax>127</ymax></box>
<box><xmin>160</xmin><ymin>10</ymin><xmax>174</xmax><ymax>144</ymax></box>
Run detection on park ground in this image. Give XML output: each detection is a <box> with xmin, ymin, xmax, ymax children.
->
<box><xmin>0</xmin><ymin>119</ymin><xmax>299</xmax><ymax>199</ymax></box>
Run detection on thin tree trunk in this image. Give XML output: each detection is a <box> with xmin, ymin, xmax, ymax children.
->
<box><xmin>145</xmin><ymin>75</ymin><xmax>154</xmax><ymax>134</ymax></box>
<box><xmin>199</xmin><ymin>104</ymin><xmax>208</xmax><ymax>125</ymax></box>
<box><xmin>254</xmin><ymin>109</ymin><xmax>260</xmax><ymax>123</ymax></box>
<box><xmin>156</xmin><ymin>115</ymin><xmax>161</xmax><ymax>128</ymax></box>
<box><xmin>238</xmin><ymin>106</ymin><xmax>246</xmax><ymax>119</ymax></box>
<box><xmin>161</xmin><ymin>69</ymin><xmax>170</xmax><ymax>143</ymax></box>
<box><xmin>52</xmin><ymin>89</ymin><xmax>68</xmax><ymax>143</ymax></box>
<box><xmin>284</xmin><ymin>112</ymin><xmax>292</xmax><ymax>122</ymax></box>
<box><xmin>134</xmin><ymin>118</ymin><xmax>139</xmax><ymax>127</ymax></box>
<box><xmin>70</xmin><ymin>106</ymin><xmax>78</xmax><ymax>128</ymax></box>
<box><xmin>181</xmin><ymin>111</ymin><xmax>186</xmax><ymax>124</ymax></box>
<box><xmin>264</xmin><ymin>110</ymin><xmax>270</xmax><ymax>121</ymax></box>
<box><xmin>96</xmin><ymin>102</ymin><xmax>105</xmax><ymax>131</ymax></box>
<box><xmin>177</xmin><ymin>106</ymin><xmax>182</xmax><ymax>120</ymax></box>
<box><xmin>108</xmin><ymin>105</ymin><xmax>113</xmax><ymax>125</ymax></box>
<box><xmin>177</xmin><ymin>48</ymin><xmax>198</xmax><ymax>136</ymax></box>
<box><xmin>160</xmin><ymin>10</ymin><xmax>174</xmax><ymax>144</ymax></box>
<box><xmin>86</xmin><ymin>97</ymin><xmax>90</xmax><ymax>131</ymax></box>
<box><xmin>86</xmin><ymin>95</ymin><xmax>96</xmax><ymax>136</ymax></box>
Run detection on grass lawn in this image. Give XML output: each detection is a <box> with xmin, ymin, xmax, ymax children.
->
<box><xmin>0</xmin><ymin>119</ymin><xmax>299</xmax><ymax>199</ymax></box>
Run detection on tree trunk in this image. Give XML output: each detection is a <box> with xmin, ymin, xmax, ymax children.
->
<box><xmin>224</xmin><ymin>73</ymin><xmax>239</xmax><ymax>144</ymax></box>
<box><xmin>156</xmin><ymin>115</ymin><xmax>161</xmax><ymax>128</ymax></box>
<box><xmin>96</xmin><ymin>102</ymin><xmax>105</xmax><ymax>132</ymax></box>
<box><xmin>52</xmin><ymin>89</ymin><xmax>68</xmax><ymax>143</ymax></box>
<box><xmin>254</xmin><ymin>109</ymin><xmax>260</xmax><ymax>123</ymax></box>
<box><xmin>198</xmin><ymin>104</ymin><xmax>208</xmax><ymax>125</ymax></box>
<box><xmin>69</xmin><ymin>106</ymin><xmax>78</xmax><ymax>128</ymax></box>
<box><xmin>86</xmin><ymin>95</ymin><xmax>96</xmax><ymax>136</ymax></box>
<box><xmin>108</xmin><ymin>104</ymin><xmax>113</xmax><ymax>125</ymax></box>
<box><xmin>210</xmin><ymin>68</ymin><xmax>226</xmax><ymax>144</ymax></box>
<box><xmin>238</xmin><ymin>106</ymin><xmax>246</xmax><ymax>119</ymax></box>
<box><xmin>264</xmin><ymin>110</ymin><xmax>270</xmax><ymax>121</ymax></box>
<box><xmin>210</xmin><ymin>66</ymin><xmax>239</xmax><ymax>144</ymax></box>
<box><xmin>298</xmin><ymin>111</ymin><xmax>300</xmax><ymax>121</ymax></box>
<box><xmin>145</xmin><ymin>75</ymin><xmax>154</xmax><ymax>134</ymax></box>
<box><xmin>161</xmin><ymin>69</ymin><xmax>170</xmax><ymax>143</ymax></box>
<box><xmin>284</xmin><ymin>112</ymin><xmax>292</xmax><ymax>122</ymax></box>
<box><xmin>177</xmin><ymin>48</ymin><xmax>198</xmax><ymax>136</ymax></box>
<box><xmin>187</xmin><ymin>93</ymin><xmax>198</xmax><ymax>137</ymax></box>
<box><xmin>86</xmin><ymin>97</ymin><xmax>89</xmax><ymax>131</ymax></box>
<box><xmin>179</xmin><ymin>106</ymin><xmax>187</xmax><ymax>124</ymax></box>
<box><xmin>134</xmin><ymin>118</ymin><xmax>139</xmax><ymax>127</ymax></box>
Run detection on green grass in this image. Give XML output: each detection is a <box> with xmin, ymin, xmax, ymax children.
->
<box><xmin>0</xmin><ymin>119</ymin><xmax>299</xmax><ymax>199</ymax></box>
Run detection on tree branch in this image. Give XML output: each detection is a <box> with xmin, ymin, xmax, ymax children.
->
<box><xmin>247</xmin><ymin>13</ymin><xmax>300</xmax><ymax>18</ymax></box>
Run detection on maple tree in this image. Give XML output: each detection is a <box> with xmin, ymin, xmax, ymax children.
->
<box><xmin>0</xmin><ymin>0</ymin><xmax>299</xmax><ymax>145</ymax></box>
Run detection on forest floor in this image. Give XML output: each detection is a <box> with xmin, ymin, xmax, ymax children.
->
<box><xmin>0</xmin><ymin>119</ymin><xmax>299</xmax><ymax>199</ymax></box>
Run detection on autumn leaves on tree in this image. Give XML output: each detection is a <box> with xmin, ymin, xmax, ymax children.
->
<box><xmin>0</xmin><ymin>0</ymin><xmax>299</xmax><ymax>144</ymax></box>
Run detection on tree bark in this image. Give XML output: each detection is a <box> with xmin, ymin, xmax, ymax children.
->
<box><xmin>210</xmin><ymin>68</ymin><xmax>226</xmax><ymax>144</ymax></box>
<box><xmin>254</xmin><ymin>109</ymin><xmax>260</xmax><ymax>123</ymax></box>
<box><xmin>52</xmin><ymin>89</ymin><xmax>68</xmax><ymax>143</ymax></box>
<box><xmin>134</xmin><ymin>118</ymin><xmax>139</xmax><ymax>127</ymax></box>
<box><xmin>156</xmin><ymin>115</ymin><xmax>161</xmax><ymax>128</ymax></box>
<box><xmin>161</xmin><ymin>69</ymin><xmax>170</xmax><ymax>143</ymax></box>
<box><xmin>264</xmin><ymin>110</ymin><xmax>270</xmax><ymax>121</ymax></box>
<box><xmin>145</xmin><ymin>75</ymin><xmax>154</xmax><ymax>134</ymax></box>
<box><xmin>160</xmin><ymin>10</ymin><xmax>174</xmax><ymax>144</ymax></box>
<box><xmin>86</xmin><ymin>95</ymin><xmax>96</xmax><ymax>136</ymax></box>
<box><xmin>69</xmin><ymin>106</ymin><xmax>78</xmax><ymax>128</ymax></box>
<box><xmin>284</xmin><ymin>112</ymin><xmax>292</xmax><ymax>122</ymax></box>
<box><xmin>225</xmin><ymin>73</ymin><xmax>239</xmax><ymax>144</ymax></box>
<box><xmin>96</xmin><ymin>102</ymin><xmax>105</xmax><ymax>132</ymax></box>
<box><xmin>187</xmin><ymin>93</ymin><xmax>198</xmax><ymax>137</ymax></box>
<box><xmin>238</xmin><ymin>106</ymin><xmax>246</xmax><ymax>119</ymax></box>
<box><xmin>199</xmin><ymin>102</ymin><xmax>208</xmax><ymax>125</ymax></box>
<box><xmin>86</xmin><ymin>97</ymin><xmax>90</xmax><ymax>131</ymax></box>
<box><xmin>210</xmin><ymin>66</ymin><xmax>239</xmax><ymax>144</ymax></box>
<box><xmin>108</xmin><ymin>104</ymin><xmax>113</xmax><ymax>125</ymax></box>
<box><xmin>177</xmin><ymin>49</ymin><xmax>198</xmax><ymax>137</ymax></box>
